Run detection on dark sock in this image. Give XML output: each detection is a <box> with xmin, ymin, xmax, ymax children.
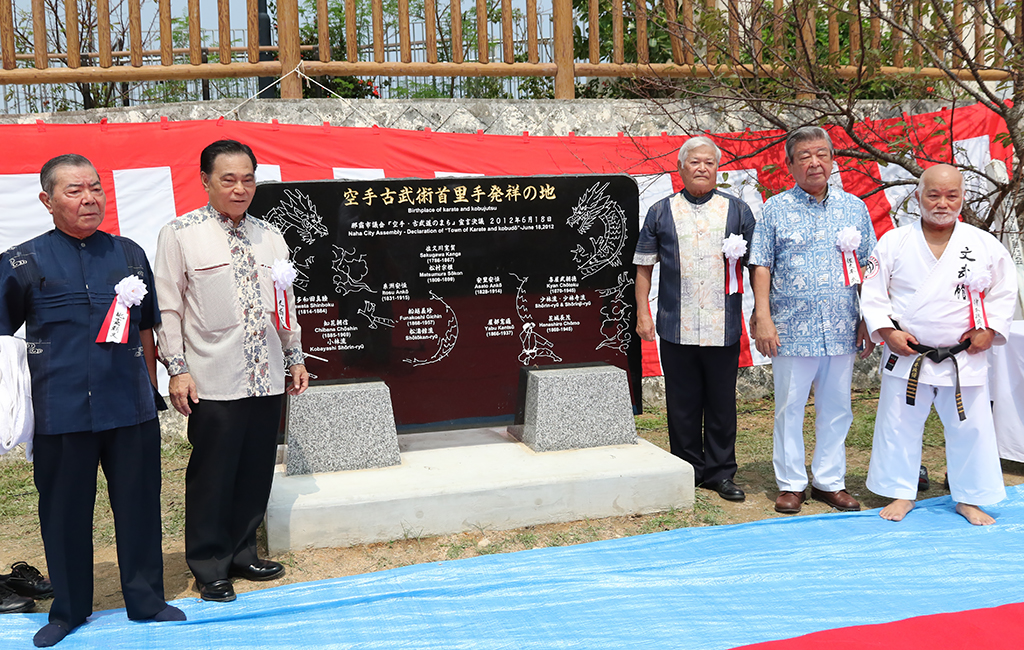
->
<box><xmin>33</xmin><ymin>622</ymin><xmax>71</xmax><ymax>648</ymax></box>
<box><xmin>150</xmin><ymin>604</ymin><xmax>186</xmax><ymax>622</ymax></box>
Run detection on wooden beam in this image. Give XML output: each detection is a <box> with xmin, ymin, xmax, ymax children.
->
<box><xmin>892</xmin><ymin>0</ymin><xmax>903</xmax><ymax>68</ymax></box>
<box><xmin>527</xmin><ymin>0</ymin><xmax>538</xmax><ymax>64</ymax></box>
<box><xmin>399</xmin><ymin>0</ymin><xmax>411</xmax><ymax>63</ymax></box>
<box><xmin>129</xmin><ymin>0</ymin><xmax>143</xmax><ymax>67</ymax></box>
<box><xmin>451</xmin><ymin>0</ymin><xmax>464</xmax><ymax>63</ymax></box>
<box><xmin>218</xmin><ymin>0</ymin><xmax>232</xmax><ymax>64</ymax></box>
<box><xmin>552</xmin><ymin>0</ymin><xmax>575</xmax><ymax>97</ymax></box>
<box><xmin>317</xmin><ymin>0</ymin><xmax>331</xmax><ymax>62</ymax></box>
<box><xmin>372</xmin><ymin>0</ymin><xmax>384</xmax><ymax>62</ymax></box>
<box><xmin>188</xmin><ymin>0</ymin><xmax>202</xmax><ymax>66</ymax></box>
<box><xmin>32</xmin><ymin>0</ymin><xmax>47</xmax><ymax>69</ymax></box>
<box><xmin>66</xmin><ymin>0</ymin><xmax>81</xmax><ymax>68</ymax></box>
<box><xmin>0</xmin><ymin>0</ymin><xmax>14</xmax><ymax>70</ymax></box>
<box><xmin>828</xmin><ymin>5</ymin><xmax>839</xmax><ymax>65</ymax></box>
<box><xmin>247</xmin><ymin>0</ymin><xmax>259</xmax><ymax>63</ymax></box>
<box><xmin>637</xmin><ymin>0</ymin><xmax>649</xmax><ymax>65</ymax></box>
<box><xmin>612</xmin><ymin>0</ymin><xmax>623</xmax><ymax>65</ymax></box>
<box><xmin>993</xmin><ymin>0</ymin><xmax>1004</xmax><ymax>67</ymax></box>
<box><xmin>345</xmin><ymin>0</ymin><xmax>358</xmax><ymax>62</ymax></box>
<box><xmin>476</xmin><ymin>0</ymin><xmax>488</xmax><ymax>63</ymax></box>
<box><xmin>663</xmin><ymin>0</ymin><xmax>684</xmax><ymax>65</ymax></box>
<box><xmin>774</xmin><ymin>0</ymin><xmax>784</xmax><ymax>63</ymax></box>
<box><xmin>571</xmin><ymin>61</ymin><xmax>1015</xmax><ymax>80</ymax></box>
<box><xmin>278</xmin><ymin>0</ymin><xmax>302</xmax><ymax>98</ymax></box>
<box><xmin>682</xmin><ymin>0</ymin><xmax>693</xmax><ymax>64</ymax></box>
<box><xmin>973</xmin><ymin>0</ymin><xmax>984</xmax><ymax>65</ymax></box>
<box><xmin>589</xmin><ymin>0</ymin><xmax>599</xmax><ymax>63</ymax></box>
<box><xmin>425</xmin><ymin>0</ymin><xmax>438</xmax><ymax>63</ymax></box>
<box><xmin>502</xmin><ymin>0</ymin><xmax>514</xmax><ymax>63</ymax></box>
<box><xmin>728</xmin><ymin>0</ymin><xmax>739</xmax><ymax>61</ymax></box>
<box><xmin>911</xmin><ymin>0</ymin><xmax>922</xmax><ymax>66</ymax></box>
<box><xmin>0</xmin><ymin>58</ymin><xmax>1013</xmax><ymax>89</ymax></box>
<box><xmin>97</xmin><ymin>0</ymin><xmax>113</xmax><ymax>68</ymax></box>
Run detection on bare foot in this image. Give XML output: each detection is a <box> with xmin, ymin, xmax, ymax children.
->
<box><xmin>956</xmin><ymin>503</ymin><xmax>995</xmax><ymax>526</ymax></box>
<box><xmin>879</xmin><ymin>499</ymin><xmax>915</xmax><ymax>521</ymax></box>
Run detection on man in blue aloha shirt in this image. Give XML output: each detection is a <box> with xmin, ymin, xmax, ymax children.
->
<box><xmin>748</xmin><ymin>127</ymin><xmax>876</xmax><ymax>515</ymax></box>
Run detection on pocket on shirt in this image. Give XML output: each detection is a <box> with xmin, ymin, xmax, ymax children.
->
<box><xmin>189</xmin><ymin>263</ymin><xmax>238</xmax><ymax>331</ymax></box>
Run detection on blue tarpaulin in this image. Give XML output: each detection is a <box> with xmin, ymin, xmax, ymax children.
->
<box><xmin>2</xmin><ymin>486</ymin><xmax>1022</xmax><ymax>649</ymax></box>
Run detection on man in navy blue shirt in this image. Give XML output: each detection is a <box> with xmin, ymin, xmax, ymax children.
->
<box><xmin>0</xmin><ymin>154</ymin><xmax>184</xmax><ymax>647</ymax></box>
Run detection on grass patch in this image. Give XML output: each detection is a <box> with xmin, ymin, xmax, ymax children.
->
<box><xmin>546</xmin><ymin>523</ymin><xmax>602</xmax><ymax>547</ymax></box>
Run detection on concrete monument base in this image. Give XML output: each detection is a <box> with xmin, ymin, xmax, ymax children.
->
<box><xmin>265</xmin><ymin>427</ymin><xmax>693</xmax><ymax>553</ymax></box>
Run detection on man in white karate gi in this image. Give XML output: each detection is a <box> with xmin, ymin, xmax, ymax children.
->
<box><xmin>861</xmin><ymin>164</ymin><xmax>1016</xmax><ymax>525</ymax></box>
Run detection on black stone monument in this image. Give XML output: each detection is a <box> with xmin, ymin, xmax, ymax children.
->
<box><xmin>248</xmin><ymin>175</ymin><xmax>641</xmax><ymax>430</ymax></box>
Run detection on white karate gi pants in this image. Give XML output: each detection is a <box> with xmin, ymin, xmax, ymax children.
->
<box><xmin>866</xmin><ymin>373</ymin><xmax>1006</xmax><ymax>506</ymax></box>
<box><xmin>771</xmin><ymin>354</ymin><xmax>855</xmax><ymax>492</ymax></box>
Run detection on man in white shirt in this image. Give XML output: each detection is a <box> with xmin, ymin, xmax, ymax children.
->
<box><xmin>155</xmin><ymin>140</ymin><xmax>309</xmax><ymax>601</ymax></box>
<box><xmin>861</xmin><ymin>164</ymin><xmax>1016</xmax><ymax>525</ymax></box>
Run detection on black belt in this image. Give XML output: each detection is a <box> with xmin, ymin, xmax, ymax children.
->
<box><xmin>905</xmin><ymin>339</ymin><xmax>971</xmax><ymax>421</ymax></box>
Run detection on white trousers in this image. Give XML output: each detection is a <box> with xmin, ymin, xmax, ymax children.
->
<box><xmin>866</xmin><ymin>373</ymin><xmax>1006</xmax><ymax>506</ymax></box>
<box><xmin>771</xmin><ymin>354</ymin><xmax>854</xmax><ymax>492</ymax></box>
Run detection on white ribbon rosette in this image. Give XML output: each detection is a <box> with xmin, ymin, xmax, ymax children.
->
<box><xmin>96</xmin><ymin>275</ymin><xmax>147</xmax><ymax>343</ymax></box>
<box><xmin>722</xmin><ymin>233</ymin><xmax>747</xmax><ymax>295</ymax></box>
<box><xmin>962</xmin><ymin>265</ymin><xmax>991</xmax><ymax>329</ymax></box>
<box><xmin>836</xmin><ymin>226</ymin><xmax>863</xmax><ymax>286</ymax></box>
<box><xmin>271</xmin><ymin>259</ymin><xmax>297</xmax><ymax>330</ymax></box>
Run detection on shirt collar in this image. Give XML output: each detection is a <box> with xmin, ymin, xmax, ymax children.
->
<box><xmin>681</xmin><ymin>188</ymin><xmax>715</xmax><ymax>205</ymax></box>
<box><xmin>208</xmin><ymin>204</ymin><xmax>247</xmax><ymax>231</ymax></box>
<box><xmin>791</xmin><ymin>184</ymin><xmax>829</xmax><ymax>206</ymax></box>
<box><xmin>53</xmin><ymin>227</ymin><xmax>103</xmax><ymax>246</ymax></box>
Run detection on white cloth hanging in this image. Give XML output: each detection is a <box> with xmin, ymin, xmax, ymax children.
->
<box><xmin>0</xmin><ymin>336</ymin><xmax>34</xmax><ymax>459</ymax></box>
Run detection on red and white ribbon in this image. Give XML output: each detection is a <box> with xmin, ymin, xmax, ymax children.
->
<box><xmin>963</xmin><ymin>266</ymin><xmax>991</xmax><ymax>330</ymax></box>
<box><xmin>722</xmin><ymin>233</ymin><xmax>747</xmax><ymax>295</ymax></box>
<box><xmin>272</xmin><ymin>259</ymin><xmax>297</xmax><ymax>330</ymax></box>
<box><xmin>96</xmin><ymin>275</ymin><xmax>147</xmax><ymax>344</ymax></box>
<box><xmin>836</xmin><ymin>226</ymin><xmax>863</xmax><ymax>286</ymax></box>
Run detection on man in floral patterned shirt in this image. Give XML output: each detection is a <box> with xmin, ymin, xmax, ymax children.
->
<box><xmin>749</xmin><ymin>127</ymin><xmax>876</xmax><ymax>515</ymax></box>
<box><xmin>154</xmin><ymin>140</ymin><xmax>309</xmax><ymax>603</ymax></box>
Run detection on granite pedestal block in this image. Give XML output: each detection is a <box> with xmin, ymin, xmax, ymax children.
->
<box><xmin>512</xmin><ymin>364</ymin><xmax>637</xmax><ymax>452</ymax></box>
<box><xmin>266</xmin><ymin>427</ymin><xmax>693</xmax><ymax>552</ymax></box>
<box><xmin>285</xmin><ymin>381</ymin><xmax>401</xmax><ymax>475</ymax></box>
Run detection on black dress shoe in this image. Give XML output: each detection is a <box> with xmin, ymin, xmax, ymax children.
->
<box><xmin>0</xmin><ymin>582</ymin><xmax>33</xmax><ymax>613</ymax></box>
<box><xmin>229</xmin><ymin>559</ymin><xmax>285</xmax><ymax>582</ymax></box>
<box><xmin>196</xmin><ymin>579</ymin><xmax>236</xmax><ymax>602</ymax></box>
<box><xmin>2</xmin><ymin>562</ymin><xmax>53</xmax><ymax>599</ymax></box>
<box><xmin>703</xmin><ymin>479</ymin><xmax>746</xmax><ymax>502</ymax></box>
<box><xmin>918</xmin><ymin>465</ymin><xmax>930</xmax><ymax>492</ymax></box>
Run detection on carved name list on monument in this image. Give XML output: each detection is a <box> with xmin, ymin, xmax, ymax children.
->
<box><xmin>249</xmin><ymin>175</ymin><xmax>641</xmax><ymax>429</ymax></box>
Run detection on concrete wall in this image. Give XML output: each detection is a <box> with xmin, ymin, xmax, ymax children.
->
<box><xmin>0</xmin><ymin>97</ymin><xmax>948</xmax><ymax>137</ymax></box>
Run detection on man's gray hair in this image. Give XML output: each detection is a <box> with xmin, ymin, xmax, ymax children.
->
<box><xmin>40</xmin><ymin>153</ymin><xmax>96</xmax><ymax>196</ymax></box>
<box><xmin>678</xmin><ymin>136</ymin><xmax>722</xmax><ymax>165</ymax></box>
<box><xmin>784</xmin><ymin>127</ymin><xmax>834</xmax><ymax>162</ymax></box>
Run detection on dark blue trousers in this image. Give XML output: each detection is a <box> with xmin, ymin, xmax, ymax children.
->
<box><xmin>33</xmin><ymin>419</ymin><xmax>166</xmax><ymax>628</ymax></box>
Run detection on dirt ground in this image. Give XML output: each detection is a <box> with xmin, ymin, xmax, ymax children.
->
<box><xmin>3</xmin><ymin>396</ymin><xmax>1023</xmax><ymax>614</ymax></box>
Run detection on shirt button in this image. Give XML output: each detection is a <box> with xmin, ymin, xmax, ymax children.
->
<box><xmin>80</xmin><ymin>242</ymin><xmax>86</xmax><ymax>248</ymax></box>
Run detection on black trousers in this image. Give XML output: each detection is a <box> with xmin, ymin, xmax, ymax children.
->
<box><xmin>661</xmin><ymin>340</ymin><xmax>740</xmax><ymax>486</ymax></box>
<box><xmin>33</xmin><ymin>419</ymin><xmax>166</xmax><ymax>628</ymax></box>
<box><xmin>185</xmin><ymin>395</ymin><xmax>282</xmax><ymax>584</ymax></box>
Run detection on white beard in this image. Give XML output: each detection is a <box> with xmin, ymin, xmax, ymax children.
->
<box><xmin>921</xmin><ymin>206</ymin><xmax>960</xmax><ymax>227</ymax></box>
